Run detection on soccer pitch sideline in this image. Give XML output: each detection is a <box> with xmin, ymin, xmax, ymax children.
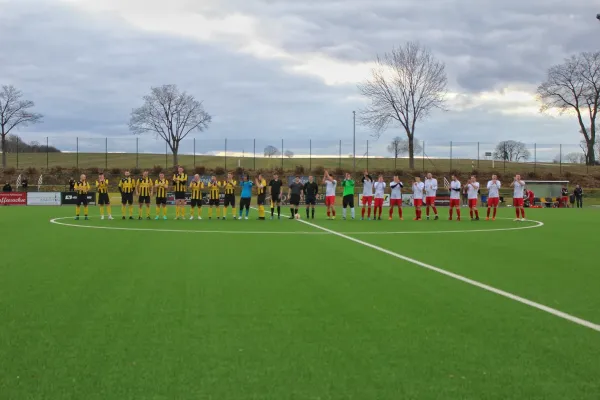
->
<box><xmin>1</xmin><ymin>205</ymin><xmax>599</xmax><ymax>400</ymax></box>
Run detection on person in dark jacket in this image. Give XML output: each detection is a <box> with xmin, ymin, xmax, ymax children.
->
<box><xmin>574</xmin><ymin>185</ymin><xmax>583</xmax><ymax>208</ymax></box>
<box><xmin>2</xmin><ymin>182</ymin><xmax>12</xmax><ymax>192</ymax></box>
<box><xmin>68</xmin><ymin>178</ymin><xmax>75</xmax><ymax>191</ymax></box>
<box><xmin>21</xmin><ymin>177</ymin><xmax>28</xmax><ymax>191</ymax></box>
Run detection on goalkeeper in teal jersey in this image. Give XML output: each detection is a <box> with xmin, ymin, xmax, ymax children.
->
<box><xmin>341</xmin><ymin>173</ymin><xmax>356</xmax><ymax>220</ymax></box>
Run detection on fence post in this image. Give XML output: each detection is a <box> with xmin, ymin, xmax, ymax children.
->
<box><xmin>193</xmin><ymin>138</ymin><xmax>196</xmax><ymax>168</ymax></box>
<box><xmin>76</xmin><ymin>137</ymin><xmax>79</xmax><ymax>169</ymax></box>
<box><xmin>449</xmin><ymin>141</ymin><xmax>452</xmax><ymax>173</ymax></box>
<box><xmin>46</xmin><ymin>137</ymin><xmax>49</xmax><ymax>170</ymax></box>
<box><xmin>366</xmin><ymin>140</ymin><xmax>369</xmax><ymax>170</ymax></box>
<box><xmin>136</xmin><ymin>137</ymin><xmax>139</xmax><ymax>168</ymax></box>
<box><xmin>225</xmin><ymin>138</ymin><xmax>228</xmax><ymax>171</ymax></box>
<box><xmin>339</xmin><ymin>140</ymin><xmax>342</xmax><ymax>169</ymax></box>
<box><xmin>281</xmin><ymin>139</ymin><xmax>284</xmax><ymax>169</ymax></box>
<box><xmin>534</xmin><ymin>143</ymin><xmax>537</xmax><ymax>173</ymax></box>
<box><xmin>105</xmin><ymin>137</ymin><xmax>108</xmax><ymax>170</ymax></box>
<box><xmin>477</xmin><ymin>142</ymin><xmax>480</xmax><ymax>168</ymax></box>
<box><xmin>253</xmin><ymin>139</ymin><xmax>256</xmax><ymax>170</ymax></box>
<box><xmin>309</xmin><ymin>139</ymin><xmax>312</xmax><ymax>172</ymax></box>
<box><xmin>559</xmin><ymin>144</ymin><xmax>562</xmax><ymax>174</ymax></box>
<box><xmin>16</xmin><ymin>136</ymin><xmax>19</xmax><ymax>169</ymax></box>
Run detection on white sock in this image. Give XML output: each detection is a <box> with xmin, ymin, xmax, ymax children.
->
<box><xmin>342</xmin><ymin>208</ymin><xmax>347</xmax><ymax>218</ymax></box>
<box><xmin>351</xmin><ymin>208</ymin><xmax>355</xmax><ymax>218</ymax></box>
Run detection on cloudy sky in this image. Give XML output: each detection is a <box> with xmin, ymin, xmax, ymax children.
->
<box><xmin>1</xmin><ymin>0</ymin><xmax>597</xmax><ymax>159</ymax></box>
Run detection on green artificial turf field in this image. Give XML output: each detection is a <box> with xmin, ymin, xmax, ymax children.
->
<box><xmin>1</xmin><ymin>204</ymin><xmax>599</xmax><ymax>400</ymax></box>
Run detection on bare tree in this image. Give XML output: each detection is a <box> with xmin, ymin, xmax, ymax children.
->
<box><xmin>493</xmin><ymin>140</ymin><xmax>531</xmax><ymax>162</ymax></box>
<box><xmin>564</xmin><ymin>152</ymin><xmax>586</xmax><ymax>164</ymax></box>
<box><xmin>264</xmin><ymin>145</ymin><xmax>279</xmax><ymax>158</ymax></box>
<box><xmin>0</xmin><ymin>85</ymin><xmax>43</xmax><ymax>168</ymax></box>
<box><xmin>580</xmin><ymin>138</ymin><xmax>600</xmax><ymax>164</ymax></box>
<box><xmin>358</xmin><ymin>42</ymin><xmax>448</xmax><ymax>169</ymax></box>
<box><xmin>129</xmin><ymin>84</ymin><xmax>211</xmax><ymax>166</ymax></box>
<box><xmin>387</xmin><ymin>136</ymin><xmax>423</xmax><ymax>158</ymax></box>
<box><xmin>537</xmin><ymin>52</ymin><xmax>600</xmax><ymax>165</ymax></box>
<box><xmin>284</xmin><ymin>150</ymin><xmax>294</xmax><ymax>158</ymax></box>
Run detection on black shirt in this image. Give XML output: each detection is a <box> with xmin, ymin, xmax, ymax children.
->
<box><xmin>574</xmin><ymin>187</ymin><xmax>583</xmax><ymax>197</ymax></box>
<box><xmin>289</xmin><ymin>182</ymin><xmax>303</xmax><ymax>196</ymax></box>
<box><xmin>2</xmin><ymin>184</ymin><xmax>11</xmax><ymax>192</ymax></box>
<box><xmin>561</xmin><ymin>188</ymin><xmax>568</xmax><ymax>196</ymax></box>
<box><xmin>303</xmin><ymin>182</ymin><xmax>319</xmax><ymax>197</ymax></box>
<box><xmin>269</xmin><ymin>179</ymin><xmax>283</xmax><ymax>194</ymax></box>
<box><xmin>69</xmin><ymin>179</ymin><xmax>75</xmax><ymax>191</ymax></box>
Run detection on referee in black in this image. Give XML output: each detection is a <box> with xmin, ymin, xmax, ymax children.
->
<box><xmin>303</xmin><ymin>175</ymin><xmax>319</xmax><ymax>219</ymax></box>
<box><xmin>574</xmin><ymin>184</ymin><xmax>583</xmax><ymax>208</ymax></box>
<box><xmin>288</xmin><ymin>176</ymin><xmax>304</xmax><ymax>219</ymax></box>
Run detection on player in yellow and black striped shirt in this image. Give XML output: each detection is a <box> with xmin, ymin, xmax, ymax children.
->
<box><xmin>255</xmin><ymin>174</ymin><xmax>267</xmax><ymax>220</ymax></box>
<box><xmin>207</xmin><ymin>176</ymin><xmax>221</xmax><ymax>219</ymax></box>
<box><xmin>222</xmin><ymin>172</ymin><xmax>237</xmax><ymax>220</ymax></box>
<box><xmin>154</xmin><ymin>172</ymin><xmax>169</xmax><ymax>220</ymax></box>
<box><xmin>136</xmin><ymin>170</ymin><xmax>153</xmax><ymax>220</ymax></box>
<box><xmin>74</xmin><ymin>174</ymin><xmax>91</xmax><ymax>220</ymax></box>
<box><xmin>96</xmin><ymin>172</ymin><xmax>113</xmax><ymax>220</ymax></box>
<box><xmin>118</xmin><ymin>170</ymin><xmax>136</xmax><ymax>219</ymax></box>
<box><xmin>173</xmin><ymin>166</ymin><xmax>188</xmax><ymax>219</ymax></box>
<box><xmin>189</xmin><ymin>174</ymin><xmax>204</xmax><ymax>220</ymax></box>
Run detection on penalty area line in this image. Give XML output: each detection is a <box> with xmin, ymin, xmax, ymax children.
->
<box><xmin>297</xmin><ymin>218</ymin><xmax>600</xmax><ymax>333</ymax></box>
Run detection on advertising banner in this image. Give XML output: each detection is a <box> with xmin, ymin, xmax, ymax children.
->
<box><xmin>27</xmin><ymin>192</ymin><xmax>62</xmax><ymax>206</ymax></box>
<box><xmin>61</xmin><ymin>192</ymin><xmax>97</xmax><ymax>205</ymax></box>
<box><xmin>0</xmin><ymin>192</ymin><xmax>27</xmax><ymax>206</ymax></box>
<box><xmin>358</xmin><ymin>194</ymin><xmax>390</xmax><ymax>206</ymax></box>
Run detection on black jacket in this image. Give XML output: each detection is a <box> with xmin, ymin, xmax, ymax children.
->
<box><xmin>2</xmin><ymin>184</ymin><xmax>12</xmax><ymax>192</ymax></box>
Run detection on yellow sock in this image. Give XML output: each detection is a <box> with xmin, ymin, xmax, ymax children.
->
<box><xmin>259</xmin><ymin>205</ymin><xmax>264</xmax><ymax>217</ymax></box>
<box><xmin>197</xmin><ymin>207</ymin><xmax>202</xmax><ymax>217</ymax></box>
<box><xmin>217</xmin><ymin>207</ymin><xmax>221</xmax><ymax>217</ymax></box>
<box><xmin>129</xmin><ymin>205</ymin><xmax>133</xmax><ymax>216</ymax></box>
<box><xmin>156</xmin><ymin>206</ymin><xmax>160</xmax><ymax>216</ymax></box>
<box><xmin>232</xmin><ymin>207</ymin><xmax>236</xmax><ymax>217</ymax></box>
<box><xmin>223</xmin><ymin>207</ymin><xmax>228</xmax><ymax>217</ymax></box>
<box><xmin>190</xmin><ymin>207</ymin><xmax>194</xmax><ymax>217</ymax></box>
<box><xmin>176</xmin><ymin>206</ymin><xmax>180</xmax><ymax>218</ymax></box>
<box><xmin>139</xmin><ymin>207</ymin><xmax>143</xmax><ymax>218</ymax></box>
<box><xmin>146</xmin><ymin>207</ymin><xmax>150</xmax><ymax>217</ymax></box>
<box><xmin>121</xmin><ymin>205</ymin><xmax>126</xmax><ymax>215</ymax></box>
<box><xmin>84</xmin><ymin>206</ymin><xmax>89</xmax><ymax>216</ymax></box>
<box><xmin>163</xmin><ymin>207</ymin><xmax>167</xmax><ymax>216</ymax></box>
<box><xmin>76</xmin><ymin>206</ymin><xmax>80</xmax><ymax>216</ymax></box>
<box><xmin>180</xmin><ymin>205</ymin><xmax>185</xmax><ymax>218</ymax></box>
<box><xmin>99</xmin><ymin>205</ymin><xmax>104</xmax><ymax>216</ymax></box>
<box><xmin>208</xmin><ymin>207</ymin><xmax>213</xmax><ymax>218</ymax></box>
<box><xmin>107</xmin><ymin>205</ymin><xmax>112</xmax><ymax>216</ymax></box>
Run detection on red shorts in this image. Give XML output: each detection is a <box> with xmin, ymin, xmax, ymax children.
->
<box><xmin>361</xmin><ymin>195</ymin><xmax>373</xmax><ymax>205</ymax></box>
<box><xmin>468</xmin><ymin>199</ymin><xmax>478</xmax><ymax>208</ymax></box>
<box><xmin>513</xmin><ymin>198</ymin><xmax>524</xmax><ymax>207</ymax></box>
<box><xmin>374</xmin><ymin>197</ymin><xmax>384</xmax><ymax>207</ymax></box>
<box><xmin>426</xmin><ymin>196</ymin><xmax>436</xmax><ymax>206</ymax></box>
<box><xmin>325</xmin><ymin>196</ymin><xmax>335</xmax><ymax>206</ymax></box>
<box><xmin>413</xmin><ymin>198</ymin><xmax>423</xmax><ymax>207</ymax></box>
<box><xmin>488</xmin><ymin>197</ymin><xmax>499</xmax><ymax>207</ymax></box>
<box><xmin>390</xmin><ymin>199</ymin><xmax>402</xmax><ymax>207</ymax></box>
<box><xmin>449</xmin><ymin>199</ymin><xmax>460</xmax><ymax>207</ymax></box>
<box><xmin>561</xmin><ymin>196</ymin><xmax>568</xmax><ymax>205</ymax></box>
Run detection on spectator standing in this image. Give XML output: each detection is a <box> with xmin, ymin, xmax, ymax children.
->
<box><xmin>68</xmin><ymin>178</ymin><xmax>75</xmax><ymax>191</ymax></box>
<box><xmin>574</xmin><ymin>185</ymin><xmax>583</xmax><ymax>208</ymax></box>
<box><xmin>2</xmin><ymin>182</ymin><xmax>12</xmax><ymax>192</ymax></box>
<box><xmin>21</xmin><ymin>177</ymin><xmax>28</xmax><ymax>192</ymax></box>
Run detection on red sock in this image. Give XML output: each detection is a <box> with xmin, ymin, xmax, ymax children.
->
<box><xmin>417</xmin><ymin>209</ymin><xmax>422</xmax><ymax>219</ymax></box>
<box><xmin>399</xmin><ymin>208</ymin><xmax>403</xmax><ymax>218</ymax></box>
<box><xmin>332</xmin><ymin>209</ymin><xmax>336</xmax><ymax>216</ymax></box>
<box><xmin>327</xmin><ymin>211</ymin><xmax>330</xmax><ymax>217</ymax></box>
<box><xmin>449</xmin><ymin>208</ymin><xmax>453</xmax><ymax>219</ymax></box>
<box><xmin>493</xmin><ymin>208</ymin><xmax>497</xmax><ymax>218</ymax></box>
<box><xmin>367</xmin><ymin>207</ymin><xmax>371</xmax><ymax>218</ymax></box>
<box><xmin>475</xmin><ymin>210</ymin><xmax>479</xmax><ymax>218</ymax></box>
<box><xmin>426</xmin><ymin>207</ymin><xmax>430</xmax><ymax>216</ymax></box>
<box><xmin>516</xmin><ymin>208</ymin><xmax>520</xmax><ymax>218</ymax></box>
<box><xmin>457</xmin><ymin>209</ymin><xmax>461</xmax><ymax>218</ymax></box>
<box><xmin>432</xmin><ymin>206</ymin><xmax>437</xmax><ymax>215</ymax></box>
<box><xmin>389</xmin><ymin>208</ymin><xmax>393</xmax><ymax>218</ymax></box>
<box><xmin>361</xmin><ymin>208</ymin><xmax>365</xmax><ymax>217</ymax></box>
<box><xmin>521</xmin><ymin>209</ymin><xmax>525</xmax><ymax>218</ymax></box>
<box><xmin>379</xmin><ymin>208</ymin><xmax>382</xmax><ymax>217</ymax></box>
<box><xmin>470</xmin><ymin>210</ymin><xmax>473</xmax><ymax>218</ymax></box>
<box><xmin>487</xmin><ymin>208</ymin><xmax>491</xmax><ymax>217</ymax></box>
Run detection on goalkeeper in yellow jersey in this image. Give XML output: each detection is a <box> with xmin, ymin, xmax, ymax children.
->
<box><xmin>96</xmin><ymin>172</ymin><xmax>113</xmax><ymax>220</ymax></box>
<box><xmin>74</xmin><ymin>174</ymin><xmax>90</xmax><ymax>220</ymax></box>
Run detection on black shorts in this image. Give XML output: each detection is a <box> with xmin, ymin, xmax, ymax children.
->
<box><xmin>271</xmin><ymin>193</ymin><xmax>281</xmax><ymax>204</ymax></box>
<box><xmin>240</xmin><ymin>197</ymin><xmax>251</xmax><ymax>209</ymax></box>
<box><xmin>190</xmin><ymin>199</ymin><xmax>202</xmax><ymax>207</ymax></box>
<box><xmin>257</xmin><ymin>193</ymin><xmax>266</xmax><ymax>206</ymax></box>
<box><xmin>156</xmin><ymin>197</ymin><xmax>167</xmax><ymax>205</ymax></box>
<box><xmin>343</xmin><ymin>194</ymin><xmax>354</xmax><ymax>208</ymax></box>
<box><xmin>77</xmin><ymin>194</ymin><xmax>88</xmax><ymax>206</ymax></box>
<box><xmin>121</xmin><ymin>192</ymin><xmax>133</xmax><ymax>205</ymax></box>
<box><xmin>224</xmin><ymin>194</ymin><xmax>235</xmax><ymax>207</ymax></box>
<box><xmin>174</xmin><ymin>191</ymin><xmax>186</xmax><ymax>200</ymax></box>
<box><xmin>138</xmin><ymin>195</ymin><xmax>150</xmax><ymax>204</ymax></box>
<box><xmin>209</xmin><ymin>198</ymin><xmax>220</xmax><ymax>206</ymax></box>
<box><xmin>305</xmin><ymin>196</ymin><xmax>316</xmax><ymax>205</ymax></box>
<box><xmin>98</xmin><ymin>193</ymin><xmax>110</xmax><ymax>205</ymax></box>
<box><xmin>290</xmin><ymin>194</ymin><xmax>301</xmax><ymax>206</ymax></box>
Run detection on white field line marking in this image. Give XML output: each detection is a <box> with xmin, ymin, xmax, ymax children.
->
<box><xmin>49</xmin><ymin>217</ymin><xmax>328</xmax><ymax>235</ymax></box>
<box><xmin>297</xmin><ymin>218</ymin><xmax>600</xmax><ymax>333</ymax></box>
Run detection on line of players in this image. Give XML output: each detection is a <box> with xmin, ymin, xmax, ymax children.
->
<box><xmin>71</xmin><ymin>167</ymin><xmax>528</xmax><ymax>222</ymax></box>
